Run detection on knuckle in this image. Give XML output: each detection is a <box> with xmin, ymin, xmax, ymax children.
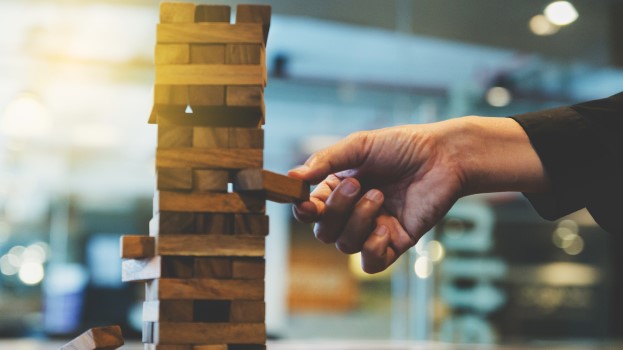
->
<box><xmin>313</xmin><ymin>225</ymin><xmax>335</xmax><ymax>244</ymax></box>
<box><xmin>335</xmin><ymin>239</ymin><xmax>360</xmax><ymax>255</ymax></box>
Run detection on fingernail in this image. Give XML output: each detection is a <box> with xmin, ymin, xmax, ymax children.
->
<box><xmin>289</xmin><ymin>165</ymin><xmax>309</xmax><ymax>175</ymax></box>
<box><xmin>376</xmin><ymin>225</ymin><xmax>388</xmax><ymax>237</ymax></box>
<box><xmin>365</xmin><ymin>190</ymin><xmax>383</xmax><ymax>203</ymax></box>
<box><xmin>339</xmin><ymin>180</ymin><xmax>358</xmax><ymax>195</ymax></box>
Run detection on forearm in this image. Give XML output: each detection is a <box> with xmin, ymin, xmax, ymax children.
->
<box><xmin>446</xmin><ymin>116</ymin><xmax>551</xmax><ymax>196</ymax></box>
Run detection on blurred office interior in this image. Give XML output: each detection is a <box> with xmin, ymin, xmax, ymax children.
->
<box><xmin>0</xmin><ymin>0</ymin><xmax>622</xmax><ymax>345</ymax></box>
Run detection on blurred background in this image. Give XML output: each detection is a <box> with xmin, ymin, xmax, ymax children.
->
<box><xmin>0</xmin><ymin>0</ymin><xmax>622</xmax><ymax>346</ymax></box>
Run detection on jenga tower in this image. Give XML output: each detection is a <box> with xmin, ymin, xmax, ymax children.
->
<box><xmin>121</xmin><ymin>3</ymin><xmax>308</xmax><ymax>349</ymax></box>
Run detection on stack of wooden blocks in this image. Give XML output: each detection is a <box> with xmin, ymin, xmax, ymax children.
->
<box><xmin>120</xmin><ymin>3</ymin><xmax>308</xmax><ymax>350</ymax></box>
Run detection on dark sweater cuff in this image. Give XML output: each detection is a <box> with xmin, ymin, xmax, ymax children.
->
<box><xmin>510</xmin><ymin>106</ymin><xmax>601</xmax><ymax>220</ymax></box>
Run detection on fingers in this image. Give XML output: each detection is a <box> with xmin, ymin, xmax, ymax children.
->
<box><xmin>288</xmin><ymin>132</ymin><xmax>370</xmax><ymax>184</ymax></box>
<box><xmin>313</xmin><ymin>178</ymin><xmax>361</xmax><ymax>243</ymax></box>
<box><xmin>292</xmin><ymin>175</ymin><xmax>341</xmax><ymax>223</ymax></box>
<box><xmin>360</xmin><ymin>215</ymin><xmax>417</xmax><ymax>274</ymax></box>
<box><xmin>335</xmin><ymin>189</ymin><xmax>384</xmax><ymax>254</ymax></box>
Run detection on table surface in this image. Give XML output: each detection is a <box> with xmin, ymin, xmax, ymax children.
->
<box><xmin>3</xmin><ymin>340</ymin><xmax>622</xmax><ymax>350</ymax></box>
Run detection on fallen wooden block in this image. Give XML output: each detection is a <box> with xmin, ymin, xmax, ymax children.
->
<box><xmin>234</xmin><ymin>169</ymin><xmax>309</xmax><ymax>203</ymax></box>
<box><xmin>59</xmin><ymin>325</ymin><xmax>124</xmax><ymax>350</ymax></box>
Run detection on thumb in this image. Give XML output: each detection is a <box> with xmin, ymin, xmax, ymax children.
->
<box><xmin>288</xmin><ymin>132</ymin><xmax>370</xmax><ymax>184</ymax></box>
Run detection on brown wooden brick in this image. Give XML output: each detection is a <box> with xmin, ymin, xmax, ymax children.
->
<box><xmin>155</xmin><ymin>44</ymin><xmax>189</xmax><ymax>65</ymax></box>
<box><xmin>158</xmin><ymin>124</ymin><xmax>192</xmax><ymax>148</ymax></box>
<box><xmin>194</xmin><ymin>170</ymin><xmax>229</xmax><ymax>192</ymax></box>
<box><xmin>157</xmin><ymin>168</ymin><xmax>192</xmax><ymax>191</ymax></box>
<box><xmin>194</xmin><ymin>257</ymin><xmax>233</xmax><ymax>279</ymax></box>
<box><xmin>233</xmin><ymin>214</ymin><xmax>268</xmax><ymax>236</ymax></box>
<box><xmin>230</xmin><ymin>301</ymin><xmax>265</xmax><ymax>323</ymax></box>
<box><xmin>229</xmin><ymin>128</ymin><xmax>263</xmax><ymax>148</ymax></box>
<box><xmin>190</xmin><ymin>44</ymin><xmax>225</xmax><ymax>64</ymax></box>
<box><xmin>143</xmin><ymin>300</ymin><xmax>193</xmax><ymax>322</ymax></box>
<box><xmin>189</xmin><ymin>86</ymin><xmax>225</xmax><ymax>107</ymax></box>
<box><xmin>193</xmin><ymin>127</ymin><xmax>229</xmax><ymax>148</ymax></box>
<box><xmin>160</xmin><ymin>2</ymin><xmax>196</xmax><ymax>23</ymax></box>
<box><xmin>226</xmin><ymin>86</ymin><xmax>263</xmax><ymax>107</ymax></box>
<box><xmin>232</xmin><ymin>258</ymin><xmax>265</xmax><ymax>280</ymax></box>
<box><xmin>225</xmin><ymin>44</ymin><xmax>261</xmax><ymax>65</ymax></box>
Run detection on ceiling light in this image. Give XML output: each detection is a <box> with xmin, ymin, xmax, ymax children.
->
<box><xmin>544</xmin><ymin>1</ymin><xmax>579</xmax><ymax>26</ymax></box>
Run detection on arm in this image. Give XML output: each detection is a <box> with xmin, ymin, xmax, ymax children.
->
<box><xmin>289</xmin><ymin>116</ymin><xmax>550</xmax><ymax>273</ymax></box>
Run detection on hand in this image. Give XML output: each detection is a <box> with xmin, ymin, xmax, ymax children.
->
<box><xmin>288</xmin><ymin>117</ymin><xmax>548</xmax><ymax>273</ymax></box>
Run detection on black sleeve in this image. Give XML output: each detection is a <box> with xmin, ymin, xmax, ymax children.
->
<box><xmin>510</xmin><ymin>92</ymin><xmax>623</xmax><ymax>233</ymax></box>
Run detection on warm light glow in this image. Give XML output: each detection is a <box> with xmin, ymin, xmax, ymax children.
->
<box><xmin>563</xmin><ymin>235</ymin><xmax>584</xmax><ymax>255</ymax></box>
<box><xmin>544</xmin><ymin>1</ymin><xmax>579</xmax><ymax>26</ymax></box>
<box><xmin>485</xmin><ymin>86</ymin><xmax>512</xmax><ymax>107</ymax></box>
<box><xmin>0</xmin><ymin>255</ymin><xmax>18</xmax><ymax>276</ymax></box>
<box><xmin>529</xmin><ymin>14</ymin><xmax>560</xmax><ymax>36</ymax></box>
<box><xmin>426</xmin><ymin>240</ymin><xmax>445</xmax><ymax>262</ymax></box>
<box><xmin>1</xmin><ymin>93</ymin><xmax>52</xmax><ymax>139</ymax></box>
<box><xmin>414</xmin><ymin>256</ymin><xmax>433</xmax><ymax>279</ymax></box>
<box><xmin>18</xmin><ymin>262</ymin><xmax>45</xmax><ymax>285</ymax></box>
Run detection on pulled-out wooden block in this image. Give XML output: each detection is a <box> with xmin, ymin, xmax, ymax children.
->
<box><xmin>160</xmin><ymin>2</ymin><xmax>196</xmax><ymax>23</ymax></box>
<box><xmin>155</xmin><ymin>191</ymin><xmax>264</xmax><ymax>213</ymax></box>
<box><xmin>194</xmin><ymin>257</ymin><xmax>233</xmax><ymax>279</ymax></box>
<box><xmin>233</xmin><ymin>214</ymin><xmax>269</xmax><ymax>236</ymax></box>
<box><xmin>155</xmin><ymin>44</ymin><xmax>190</xmax><ymax>65</ymax></box>
<box><xmin>120</xmin><ymin>235</ymin><xmax>154</xmax><ymax>259</ymax></box>
<box><xmin>230</xmin><ymin>301</ymin><xmax>265</xmax><ymax>323</ymax></box>
<box><xmin>232</xmin><ymin>258</ymin><xmax>265</xmax><ymax>279</ymax></box>
<box><xmin>122</xmin><ymin>256</ymin><xmax>193</xmax><ymax>282</ymax></box>
<box><xmin>145</xmin><ymin>278</ymin><xmax>264</xmax><ymax>300</ymax></box>
<box><xmin>156</xmin><ymin>148</ymin><xmax>263</xmax><ymax>169</ymax></box>
<box><xmin>143</xmin><ymin>300</ymin><xmax>194</xmax><ymax>322</ymax></box>
<box><xmin>151</xmin><ymin>322</ymin><xmax>265</xmax><ymax>344</ymax></box>
<box><xmin>226</xmin><ymin>86</ymin><xmax>263</xmax><ymax>107</ymax></box>
<box><xmin>225</xmin><ymin>44</ymin><xmax>262</xmax><ymax>65</ymax></box>
<box><xmin>60</xmin><ymin>325</ymin><xmax>124</xmax><ymax>350</ymax></box>
<box><xmin>229</xmin><ymin>128</ymin><xmax>263</xmax><ymax>149</ymax></box>
<box><xmin>193</xmin><ymin>127</ymin><xmax>229</xmax><ymax>148</ymax></box>
<box><xmin>158</xmin><ymin>124</ymin><xmax>192</xmax><ymax>148</ymax></box>
<box><xmin>195</xmin><ymin>4</ymin><xmax>230</xmax><ymax>23</ymax></box>
<box><xmin>157</xmin><ymin>168</ymin><xmax>193</xmax><ymax>191</ymax></box>
<box><xmin>194</xmin><ymin>170</ymin><xmax>229</xmax><ymax>192</ymax></box>
<box><xmin>157</xmin><ymin>23</ymin><xmax>264</xmax><ymax>44</ymax></box>
<box><xmin>157</xmin><ymin>234</ymin><xmax>265</xmax><ymax>257</ymax></box>
<box><xmin>155</xmin><ymin>65</ymin><xmax>264</xmax><ymax>86</ymax></box>
<box><xmin>234</xmin><ymin>169</ymin><xmax>309</xmax><ymax>203</ymax></box>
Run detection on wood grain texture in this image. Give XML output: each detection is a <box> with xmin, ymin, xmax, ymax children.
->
<box><xmin>157</xmin><ymin>168</ymin><xmax>193</xmax><ymax>191</ymax></box>
<box><xmin>234</xmin><ymin>169</ymin><xmax>309</xmax><ymax>203</ymax></box>
<box><xmin>145</xmin><ymin>278</ymin><xmax>264</xmax><ymax>300</ymax></box>
<box><xmin>194</xmin><ymin>257</ymin><xmax>233</xmax><ymax>278</ymax></box>
<box><xmin>236</xmin><ymin>5</ymin><xmax>271</xmax><ymax>45</ymax></box>
<box><xmin>60</xmin><ymin>325</ymin><xmax>124</xmax><ymax>350</ymax></box>
<box><xmin>155</xmin><ymin>191</ymin><xmax>264</xmax><ymax>213</ymax></box>
<box><xmin>230</xmin><ymin>301</ymin><xmax>265</xmax><ymax>323</ymax></box>
<box><xmin>145</xmin><ymin>344</ymin><xmax>192</xmax><ymax>350</ymax></box>
<box><xmin>154</xmin><ymin>85</ymin><xmax>189</xmax><ymax>107</ymax></box>
<box><xmin>226</xmin><ymin>86</ymin><xmax>263</xmax><ymax>107</ymax></box>
<box><xmin>156</xmin><ymin>65</ymin><xmax>264</xmax><ymax>86</ymax></box>
<box><xmin>157</xmin><ymin>23</ymin><xmax>263</xmax><ymax>44</ymax></box>
<box><xmin>155</xmin><ymin>44</ymin><xmax>190</xmax><ymax>65</ymax></box>
<box><xmin>188</xmin><ymin>86</ymin><xmax>225</xmax><ymax>106</ymax></box>
<box><xmin>160</xmin><ymin>2</ymin><xmax>196</xmax><ymax>23</ymax></box>
<box><xmin>143</xmin><ymin>300</ymin><xmax>194</xmax><ymax>322</ymax></box>
<box><xmin>232</xmin><ymin>258</ymin><xmax>265</xmax><ymax>279</ymax></box>
<box><xmin>195</xmin><ymin>4</ymin><xmax>230</xmax><ymax>22</ymax></box>
<box><xmin>190</xmin><ymin>44</ymin><xmax>225</xmax><ymax>64</ymax></box>
<box><xmin>229</xmin><ymin>128</ymin><xmax>264</xmax><ymax>149</ymax></box>
<box><xmin>153</xmin><ymin>322</ymin><xmax>265</xmax><ymax>344</ymax></box>
<box><xmin>225</xmin><ymin>44</ymin><xmax>261</xmax><ymax>65</ymax></box>
<box><xmin>154</xmin><ymin>110</ymin><xmax>263</xmax><ymax>128</ymax></box>
<box><xmin>158</xmin><ymin>124</ymin><xmax>193</xmax><ymax>148</ymax></box>
<box><xmin>120</xmin><ymin>235</ymin><xmax>155</xmax><ymax>259</ymax></box>
<box><xmin>192</xmin><ymin>127</ymin><xmax>229</xmax><ymax>148</ymax></box>
<box><xmin>194</xmin><ymin>169</ymin><xmax>229</xmax><ymax>192</ymax></box>
<box><xmin>156</xmin><ymin>148</ymin><xmax>263</xmax><ymax>169</ymax></box>
<box><xmin>150</xmin><ymin>212</ymin><xmax>197</xmax><ymax>235</ymax></box>
<box><xmin>157</xmin><ymin>234</ymin><xmax>265</xmax><ymax>257</ymax></box>
<box><xmin>233</xmin><ymin>214</ymin><xmax>269</xmax><ymax>236</ymax></box>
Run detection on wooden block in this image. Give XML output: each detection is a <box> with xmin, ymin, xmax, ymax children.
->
<box><xmin>145</xmin><ymin>345</ymin><xmax>192</xmax><ymax>350</ymax></box>
<box><xmin>155</xmin><ymin>44</ymin><xmax>189</xmax><ymax>65</ymax></box>
<box><xmin>143</xmin><ymin>300</ymin><xmax>194</xmax><ymax>322</ymax></box>
<box><xmin>233</xmin><ymin>214</ymin><xmax>269</xmax><ymax>236</ymax></box>
<box><xmin>157</xmin><ymin>234</ymin><xmax>265</xmax><ymax>257</ymax></box>
<box><xmin>227</xmin><ymin>346</ymin><xmax>266</xmax><ymax>350</ymax></box>
<box><xmin>232</xmin><ymin>258</ymin><xmax>265</xmax><ymax>280</ymax></box>
<box><xmin>156</xmin><ymin>148</ymin><xmax>263</xmax><ymax>170</ymax></box>
<box><xmin>189</xmin><ymin>86</ymin><xmax>225</xmax><ymax>107</ymax></box>
<box><xmin>194</xmin><ymin>346</ymin><xmax>227</xmax><ymax>350</ymax></box>
<box><xmin>226</xmin><ymin>86</ymin><xmax>263</xmax><ymax>107</ymax></box>
<box><xmin>154</xmin><ymin>85</ymin><xmax>188</xmax><ymax>106</ymax></box>
<box><xmin>122</xmin><ymin>256</ymin><xmax>193</xmax><ymax>282</ymax></box>
<box><xmin>190</xmin><ymin>44</ymin><xmax>225</xmax><ymax>64</ymax></box>
<box><xmin>153</xmin><ymin>322</ymin><xmax>265</xmax><ymax>344</ymax></box>
<box><xmin>225</xmin><ymin>44</ymin><xmax>261</xmax><ymax>65</ymax></box>
<box><xmin>157</xmin><ymin>168</ymin><xmax>193</xmax><ymax>191</ymax></box>
<box><xmin>194</xmin><ymin>257</ymin><xmax>233</xmax><ymax>278</ymax></box>
<box><xmin>151</xmin><ymin>212</ymin><xmax>196</xmax><ymax>235</ymax></box>
<box><xmin>145</xmin><ymin>278</ymin><xmax>264</xmax><ymax>300</ymax></box>
<box><xmin>195</xmin><ymin>213</ymin><xmax>232</xmax><ymax>234</ymax></box>
<box><xmin>155</xmin><ymin>191</ymin><xmax>264</xmax><ymax>213</ymax></box>
<box><xmin>160</xmin><ymin>2</ymin><xmax>196</xmax><ymax>23</ymax></box>
<box><xmin>194</xmin><ymin>300</ymin><xmax>231</xmax><ymax>322</ymax></box>
<box><xmin>60</xmin><ymin>325</ymin><xmax>124</xmax><ymax>350</ymax></box>
<box><xmin>229</xmin><ymin>128</ymin><xmax>263</xmax><ymax>149</ymax></box>
<box><xmin>194</xmin><ymin>170</ymin><xmax>229</xmax><ymax>192</ymax></box>
<box><xmin>120</xmin><ymin>235</ymin><xmax>154</xmax><ymax>259</ymax></box>
<box><xmin>158</xmin><ymin>124</ymin><xmax>192</xmax><ymax>148</ymax></box>
<box><xmin>155</xmin><ymin>65</ymin><xmax>264</xmax><ymax>86</ymax></box>
<box><xmin>195</xmin><ymin>5</ymin><xmax>230</xmax><ymax>22</ymax></box>
<box><xmin>230</xmin><ymin>301</ymin><xmax>265</xmax><ymax>323</ymax></box>
<box><xmin>154</xmin><ymin>109</ymin><xmax>263</xmax><ymax>128</ymax></box>
<box><xmin>236</xmin><ymin>5</ymin><xmax>271</xmax><ymax>45</ymax></box>
<box><xmin>157</xmin><ymin>23</ymin><xmax>263</xmax><ymax>44</ymax></box>
<box><xmin>234</xmin><ymin>169</ymin><xmax>309</xmax><ymax>203</ymax></box>
<box><xmin>193</xmin><ymin>127</ymin><xmax>229</xmax><ymax>148</ymax></box>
